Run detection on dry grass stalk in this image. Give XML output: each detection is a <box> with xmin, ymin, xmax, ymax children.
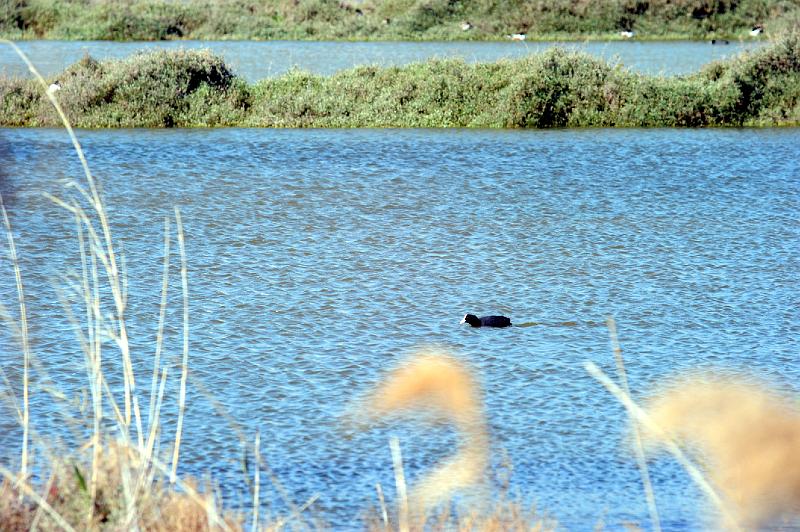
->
<box><xmin>29</xmin><ymin>471</ymin><xmax>56</xmax><ymax>530</ymax></box>
<box><xmin>0</xmin><ymin>41</ymin><xmax>239</xmax><ymax>530</ymax></box>
<box><xmin>171</xmin><ymin>207</ymin><xmax>190</xmax><ymax>484</ymax></box>
<box><xmin>375</xmin><ymin>483</ymin><xmax>389</xmax><ymax>531</ymax></box>
<box><xmin>74</xmin><ymin>207</ymin><xmax>101</xmax><ymax>522</ymax></box>
<box><xmin>251</xmin><ymin>431</ymin><xmax>261</xmax><ymax>531</ymax></box>
<box><xmin>271</xmin><ymin>492</ymin><xmax>320</xmax><ymax>529</ymax></box>
<box><xmin>140</xmin><ymin>367</ymin><xmax>169</xmax><ymax>501</ymax></box>
<box><xmin>148</xmin><ymin>217</ymin><xmax>171</xmax><ymax>433</ymax></box>
<box><xmin>3</xmin><ymin>38</ymin><xmax>145</xmax><ymax>448</ymax></box>
<box><xmin>0</xmin><ymin>196</ymin><xmax>32</xmax><ymax>485</ymax></box>
<box><xmin>390</xmin><ymin>437</ymin><xmax>410</xmax><ymax>532</ymax></box>
<box><xmin>643</xmin><ymin>375</ymin><xmax>800</xmax><ymax>529</ymax></box>
<box><xmin>607</xmin><ymin>317</ymin><xmax>660</xmax><ymax>532</ymax></box>
<box><xmin>363</xmin><ymin>352</ymin><xmax>489</xmax><ymax>522</ymax></box>
<box><xmin>187</xmin><ymin>372</ymin><xmax>317</xmax><ymax>529</ymax></box>
<box><xmin>584</xmin><ymin>362</ymin><xmax>737</xmax><ymax>529</ymax></box>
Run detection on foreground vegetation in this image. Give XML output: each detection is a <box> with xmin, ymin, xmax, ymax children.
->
<box><xmin>1</xmin><ymin>0</ymin><xmax>799</xmax><ymax>41</ymax></box>
<box><xmin>1</xmin><ymin>35</ymin><xmax>800</xmax><ymax>127</ymax></box>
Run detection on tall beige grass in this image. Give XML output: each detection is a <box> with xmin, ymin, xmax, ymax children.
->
<box><xmin>607</xmin><ymin>317</ymin><xmax>660</xmax><ymax>532</ymax></box>
<box><xmin>0</xmin><ymin>38</ymin><xmax>337</xmax><ymax>531</ymax></box>
<box><xmin>0</xmin><ymin>442</ymin><xmax>241</xmax><ymax>531</ymax></box>
<box><xmin>0</xmin><ymin>39</ymin><xmax>248</xmax><ymax>531</ymax></box>
<box><xmin>0</xmin><ymin>196</ymin><xmax>31</xmax><ymax>486</ymax></box>
<box><xmin>643</xmin><ymin>376</ymin><xmax>800</xmax><ymax>529</ymax></box>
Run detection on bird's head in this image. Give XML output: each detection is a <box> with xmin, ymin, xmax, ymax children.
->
<box><xmin>460</xmin><ymin>314</ymin><xmax>480</xmax><ymax>327</ymax></box>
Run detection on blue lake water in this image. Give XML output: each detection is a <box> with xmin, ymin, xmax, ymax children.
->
<box><xmin>0</xmin><ymin>40</ymin><xmax>765</xmax><ymax>81</ymax></box>
<box><xmin>0</xmin><ymin>127</ymin><xmax>798</xmax><ymax>529</ymax></box>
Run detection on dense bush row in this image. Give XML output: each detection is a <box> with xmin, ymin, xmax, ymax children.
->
<box><xmin>1</xmin><ymin>0</ymin><xmax>798</xmax><ymax>41</ymax></box>
<box><xmin>1</xmin><ymin>36</ymin><xmax>799</xmax><ymax>127</ymax></box>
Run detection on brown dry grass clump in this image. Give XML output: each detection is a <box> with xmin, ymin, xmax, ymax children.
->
<box><xmin>0</xmin><ymin>442</ymin><xmax>243</xmax><ymax>531</ymax></box>
<box><xmin>643</xmin><ymin>376</ymin><xmax>800</xmax><ymax>529</ymax></box>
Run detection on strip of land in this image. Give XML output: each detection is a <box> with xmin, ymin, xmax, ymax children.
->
<box><xmin>1</xmin><ymin>36</ymin><xmax>799</xmax><ymax>128</ymax></box>
<box><xmin>1</xmin><ymin>0</ymin><xmax>799</xmax><ymax>41</ymax></box>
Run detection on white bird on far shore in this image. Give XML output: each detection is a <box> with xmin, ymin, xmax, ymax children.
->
<box><xmin>47</xmin><ymin>80</ymin><xmax>61</xmax><ymax>96</ymax></box>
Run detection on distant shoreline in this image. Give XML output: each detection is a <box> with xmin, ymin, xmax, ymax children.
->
<box><xmin>0</xmin><ymin>34</ymin><xmax>776</xmax><ymax>43</ymax></box>
<box><xmin>1</xmin><ymin>0</ymin><xmax>796</xmax><ymax>42</ymax></box>
<box><xmin>1</xmin><ymin>37</ymin><xmax>799</xmax><ymax>128</ymax></box>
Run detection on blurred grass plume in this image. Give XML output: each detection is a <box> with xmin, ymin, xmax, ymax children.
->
<box><xmin>362</xmin><ymin>351</ymin><xmax>489</xmax><ymax>520</ymax></box>
<box><xmin>643</xmin><ymin>375</ymin><xmax>800</xmax><ymax>528</ymax></box>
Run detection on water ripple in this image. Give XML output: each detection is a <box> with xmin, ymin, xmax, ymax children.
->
<box><xmin>0</xmin><ymin>127</ymin><xmax>798</xmax><ymax>528</ymax></box>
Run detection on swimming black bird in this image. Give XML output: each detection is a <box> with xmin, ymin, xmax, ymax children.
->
<box><xmin>460</xmin><ymin>314</ymin><xmax>512</xmax><ymax>328</ymax></box>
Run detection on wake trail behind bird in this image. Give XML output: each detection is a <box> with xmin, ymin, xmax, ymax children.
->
<box><xmin>514</xmin><ymin>321</ymin><xmax>605</xmax><ymax>328</ymax></box>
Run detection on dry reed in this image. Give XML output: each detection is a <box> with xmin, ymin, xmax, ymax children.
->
<box><xmin>0</xmin><ymin>40</ymin><xmax>249</xmax><ymax>531</ymax></box>
<box><xmin>0</xmin><ymin>196</ymin><xmax>31</xmax><ymax>485</ymax></box>
<box><xmin>2</xmin><ymin>38</ymin><xmax>145</xmax><ymax>448</ymax></box>
<box><xmin>170</xmin><ymin>207</ymin><xmax>190</xmax><ymax>484</ymax></box>
<box><xmin>643</xmin><ymin>375</ymin><xmax>800</xmax><ymax>529</ymax></box>
<box><xmin>375</xmin><ymin>482</ymin><xmax>389</xmax><ymax>530</ymax></box>
<box><xmin>585</xmin><ymin>362</ymin><xmax>737</xmax><ymax>528</ymax></box>
<box><xmin>607</xmin><ymin>317</ymin><xmax>660</xmax><ymax>532</ymax></box>
<box><xmin>0</xmin><ymin>442</ymin><xmax>242</xmax><ymax>531</ymax></box>
<box><xmin>389</xmin><ymin>436</ymin><xmax>410</xmax><ymax>532</ymax></box>
<box><xmin>148</xmin><ymin>217</ymin><xmax>171</xmax><ymax>435</ymax></box>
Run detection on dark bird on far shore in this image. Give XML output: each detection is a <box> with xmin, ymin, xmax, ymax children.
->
<box><xmin>460</xmin><ymin>314</ymin><xmax>512</xmax><ymax>328</ymax></box>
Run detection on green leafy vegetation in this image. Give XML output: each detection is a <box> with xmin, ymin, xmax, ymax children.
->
<box><xmin>1</xmin><ymin>0</ymin><xmax>798</xmax><ymax>41</ymax></box>
<box><xmin>1</xmin><ymin>36</ymin><xmax>799</xmax><ymax>127</ymax></box>
<box><xmin>0</xmin><ymin>48</ymin><xmax>250</xmax><ymax>126</ymax></box>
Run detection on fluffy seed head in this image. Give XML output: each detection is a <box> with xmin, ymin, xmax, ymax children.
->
<box><xmin>643</xmin><ymin>375</ymin><xmax>800</xmax><ymax>528</ymax></box>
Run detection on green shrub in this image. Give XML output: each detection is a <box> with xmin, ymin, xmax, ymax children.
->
<box><xmin>0</xmin><ymin>77</ymin><xmax>39</xmax><ymax>125</ymax></box>
<box><xmin>2</xmin><ymin>37</ymin><xmax>799</xmax><ymax>127</ymax></box>
<box><xmin>696</xmin><ymin>33</ymin><xmax>800</xmax><ymax>124</ymax></box>
<box><xmin>14</xmin><ymin>49</ymin><xmax>249</xmax><ymax>127</ymax></box>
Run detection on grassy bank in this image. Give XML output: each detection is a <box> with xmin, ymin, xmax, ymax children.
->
<box><xmin>2</xmin><ymin>36</ymin><xmax>799</xmax><ymax>127</ymax></box>
<box><xmin>1</xmin><ymin>0</ymin><xmax>799</xmax><ymax>41</ymax></box>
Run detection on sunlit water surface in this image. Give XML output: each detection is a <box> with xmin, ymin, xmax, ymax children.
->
<box><xmin>0</xmin><ymin>40</ymin><xmax>765</xmax><ymax>80</ymax></box>
<box><xmin>0</xmin><ymin>128</ymin><xmax>798</xmax><ymax>530</ymax></box>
